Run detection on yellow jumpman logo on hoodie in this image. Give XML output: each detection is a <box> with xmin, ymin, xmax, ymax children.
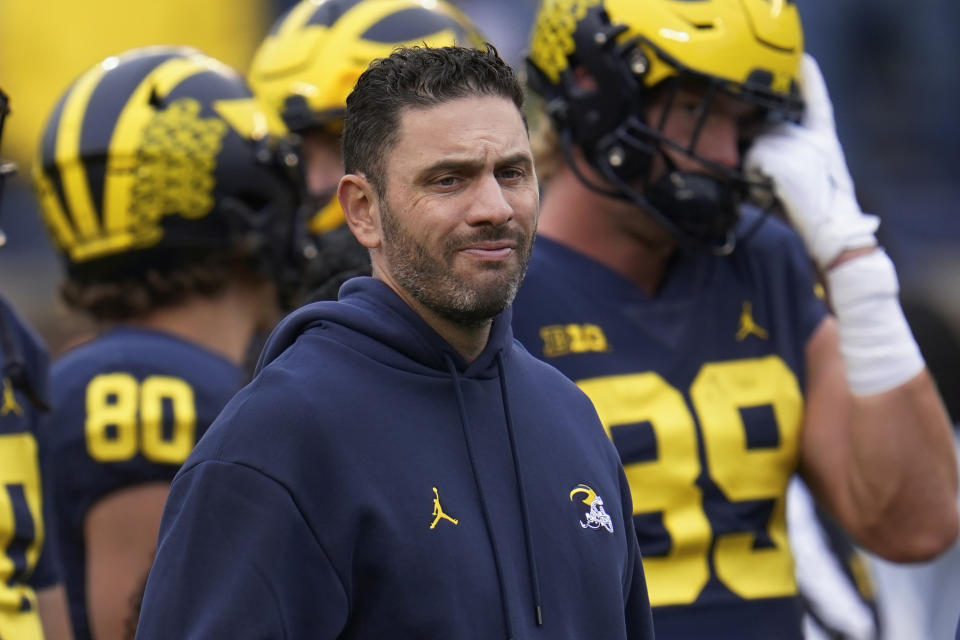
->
<box><xmin>430</xmin><ymin>487</ymin><xmax>458</xmax><ymax>529</ymax></box>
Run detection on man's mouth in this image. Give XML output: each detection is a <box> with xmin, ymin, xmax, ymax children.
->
<box><xmin>459</xmin><ymin>240</ymin><xmax>515</xmax><ymax>260</ymax></box>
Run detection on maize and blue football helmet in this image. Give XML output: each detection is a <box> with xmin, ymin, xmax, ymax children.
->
<box><xmin>526</xmin><ymin>0</ymin><xmax>804</xmax><ymax>249</ymax></box>
<box><xmin>32</xmin><ymin>46</ymin><xmax>311</xmax><ymax>300</ymax></box>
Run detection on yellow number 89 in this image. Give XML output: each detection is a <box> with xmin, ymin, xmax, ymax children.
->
<box><xmin>85</xmin><ymin>373</ymin><xmax>196</xmax><ymax>464</ymax></box>
<box><xmin>578</xmin><ymin>355</ymin><xmax>803</xmax><ymax>607</ymax></box>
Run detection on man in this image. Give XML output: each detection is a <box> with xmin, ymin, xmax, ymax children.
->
<box><xmin>510</xmin><ymin>1</ymin><xmax>958</xmax><ymax>638</ymax></box>
<box><xmin>0</xmin><ymin>86</ymin><xmax>72</xmax><ymax>640</ymax></box>
<box><xmin>31</xmin><ymin>46</ymin><xmax>306</xmax><ymax>640</ymax></box>
<box><xmin>249</xmin><ymin>0</ymin><xmax>484</xmax><ymax>303</ymax></box>
<box><xmin>134</xmin><ymin>45</ymin><xmax>654</xmax><ymax>639</ymax></box>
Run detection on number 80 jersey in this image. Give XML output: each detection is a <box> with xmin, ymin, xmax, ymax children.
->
<box><xmin>511</xmin><ymin>214</ymin><xmax>827</xmax><ymax>640</ymax></box>
<box><xmin>49</xmin><ymin>327</ymin><xmax>247</xmax><ymax>640</ymax></box>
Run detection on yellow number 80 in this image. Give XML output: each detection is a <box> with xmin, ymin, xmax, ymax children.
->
<box><xmin>85</xmin><ymin>373</ymin><xmax>196</xmax><ymax>464</ymax></box>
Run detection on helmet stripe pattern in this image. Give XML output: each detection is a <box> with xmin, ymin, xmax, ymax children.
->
<box><xmin>79</xmin><ymin>51</ymin><xmax>184</xmax><ymax>220</ymax></box>
<box><xmin>34</xmin><ymin>46</ymin><xmax>298</xmax><ymax>272</ymax></box>
<box><xmin>101</xmin><ymin>59</ymin><xmax>222</xmax><ymax>252</ymax></box>
<box><xmin>55</xmin><ymin>62</ymin><xmax>110</xmax><ymax>243</ymax></box>
<box><xmin>361</xmin><ymin>7</ymin><xmax>474</xmax><ymax>43</ymax></box>
<box><xmin>37</xmin><ymin>92</ymin><xmax>70</xmax><ymax>235</ymax></box>
<box><xmin>38</xmin><ymin>51</ymin><xmax>225</xmax><ymax>262</ymax></box>
<box><xmin>305</xmin><ymin>0</ymin><xmax>367</xmax><ymax>27</ymax></box>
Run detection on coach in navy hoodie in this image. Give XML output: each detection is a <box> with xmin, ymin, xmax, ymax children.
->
<box><xmin>134</xmin><ymin>45</ymin><xmax>654</xmax><ymax>639</ymax></box>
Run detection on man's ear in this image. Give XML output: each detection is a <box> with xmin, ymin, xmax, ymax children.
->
<box><xmin>338</xmin><ymin>173</ymin><xmax>381</xmax><ymax>249</ymax></box>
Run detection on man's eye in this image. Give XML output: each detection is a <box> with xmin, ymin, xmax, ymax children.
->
<box><xmin>679</xmin><ymin>102</ymin><xmax>706</xmax><ymax>119</ymax></box>
<box><xmin>436</xmin><ymin>176</ymin><xmax>459</xmax><ymax>187</ymax></box>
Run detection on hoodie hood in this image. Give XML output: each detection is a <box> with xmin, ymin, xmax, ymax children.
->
<box><xmin>256</xmin><ymin>277</ymin><xmax>515</xmax><ymax>377</ymax></box>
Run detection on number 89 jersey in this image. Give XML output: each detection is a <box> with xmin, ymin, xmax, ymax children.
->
<box><xmin>0</xmin><ymin>298</ymin><xmax>55</xmax><ymax>640</ymax></box>
<box><xmin>511</xmin><ymin>213</ymin><xmax>827</xmax><ymax>640</ymax></box>
<box><xmin>49</xmin><ymin>327</ymin><xmax>246</xmax><ymax>640</ymax></box>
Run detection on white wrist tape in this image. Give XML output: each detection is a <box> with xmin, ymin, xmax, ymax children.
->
<box><xmin>827</xmin><ymin>250</ymin><xmax>925</xmax><ymax>395</ymax></box>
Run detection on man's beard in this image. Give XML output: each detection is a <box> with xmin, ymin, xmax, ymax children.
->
<box><xmin>379</xmin><ymin>198</ymin><xmax>534</xmax><ymax>329</ymax></box>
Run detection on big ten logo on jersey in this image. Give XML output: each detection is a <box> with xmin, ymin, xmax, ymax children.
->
<box><xmin>85</xmin><ymin>373</ymin><xmax>196</xmax><ymax>464</ymax></box>
<box><xmin>578</xmin><ymin>355</ymin><xmax>803</xmax><ymax>607</ymax></box>
<box><xmin>539</xmin><ymin>324</ymin><xmax>609</xmax><ymax>357</ymax></box>
<box><xmin>0</xmin><ymin>431</ymin><xmax>45</xmax><ymax>637</ymax></box>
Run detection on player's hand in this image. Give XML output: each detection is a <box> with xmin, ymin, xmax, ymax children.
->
<box><xmin>744</xmin><ymin>53</ymin><xmax>878</xmax><ymax>270</ymax></box>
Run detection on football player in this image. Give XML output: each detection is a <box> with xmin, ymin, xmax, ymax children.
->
<box><xmin>31</xmin><ymin>46</ymin><xmax>305</xmax><ymax>640</ymax></box>
<box><xmin>510</xmin><ymin>1</ymin><xmax>958</xmax><ymax>638</ymax></box>
<box><xmin>0</xmin><ymin>87</ymin><xmax>72</xmax><ymax>640</ymax></box>
<box><xmin>248</xmin><ymin>0</ymin><xmax>484</xmax><ymax>302</ymax></box>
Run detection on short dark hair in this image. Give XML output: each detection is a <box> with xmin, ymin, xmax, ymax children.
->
<box><xmin>342</xmin><ymin>44</ymin><xmax>525</xmax><ymax>193</ymax></box>
<box><xmin>60</xmin><ymin>249</ymin><xmax>260</xmax><ymax>321</ymax></box>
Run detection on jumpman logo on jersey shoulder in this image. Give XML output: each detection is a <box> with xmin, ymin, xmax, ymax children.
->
<box><xmin>736</xmin><ymin>301</ymin><xmax>768</xmax><ymax>341</ymax></box>
<box><xmin>1</xmin><ymin>377</ymin><xmax>23</xmax><ymax>416</ymax></box>
<box><xmin>430</xmin><ymin>486</ymin><xmax>458</xmax><ymax>530</ymax></box>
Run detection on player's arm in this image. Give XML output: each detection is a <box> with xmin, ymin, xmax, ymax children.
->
<box><xmin>84</xmin><ymin>482</ymin><xmax>169</xmax><ymax>640</ymax></box>
<box><xmin>745</xmin><ymin>55</ymin><xmax>958</xmax><ymax>560</ymax></box>
<box><xmin>800</xmin><ymin>314</ymin><xmax>956</xmax><ymax>561</ymax></box>
<box><xmin>135</xmin><ymin>460</ymin><xmax>348</xmax><ymax>640</ymax></box>
<box><xmin>37</xmin><ymin>584</ymin><xmax>74</xmax><ymax>640</ymax></box>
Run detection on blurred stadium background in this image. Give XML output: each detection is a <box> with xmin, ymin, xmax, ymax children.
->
<box><xmin>1</xmin><ymin>0</ymin><xmax>958</xmax><ymax>357</ymax></box>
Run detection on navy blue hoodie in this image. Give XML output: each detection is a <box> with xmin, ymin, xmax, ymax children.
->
<box><xmin>134</xmin><ymin>277</ymin><xmax>654</xmax><ymax>639</ymax></box>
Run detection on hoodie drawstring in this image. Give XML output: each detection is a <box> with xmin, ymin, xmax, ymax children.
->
<box><xmin>445</xmin><ymin>354</ymin><xmax>516</xmax><ymax>640</ymax></box>
<box><xmin>496</xmin><ymin>352</ymin><xmax>544</xmax><ymax>627</ymax></box>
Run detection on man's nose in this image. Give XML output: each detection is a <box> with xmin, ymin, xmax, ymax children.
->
<box><xmin>466</xmin><ymin>173</ymin><xmax>513</xmax><ymax>225</ymax></box>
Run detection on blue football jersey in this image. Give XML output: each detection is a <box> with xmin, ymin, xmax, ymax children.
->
<box><xmin>49</xmin><ymin>327</ymin><xmax>246</xmax><ymax>640</ymax></box>
<box><xmin>0</xmin><ymin>296</ymin><xmax>56</xmax><ymax>640</ymax></box>
<box><xmin>511</xmin><ymin>213</ymin><xmax>827</xmax><ymax>639</ymax></box>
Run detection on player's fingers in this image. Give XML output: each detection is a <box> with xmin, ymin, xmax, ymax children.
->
<box><xmin>799</xmin><ymin>53</ymin><xmax>835</xmax><ymax>134</ymax></box>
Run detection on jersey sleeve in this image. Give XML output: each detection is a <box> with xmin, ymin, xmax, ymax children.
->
<box><xmin>134</xmin><ymin>459</ymin><xmax>348</xmax><ymax>640</ymax></box>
